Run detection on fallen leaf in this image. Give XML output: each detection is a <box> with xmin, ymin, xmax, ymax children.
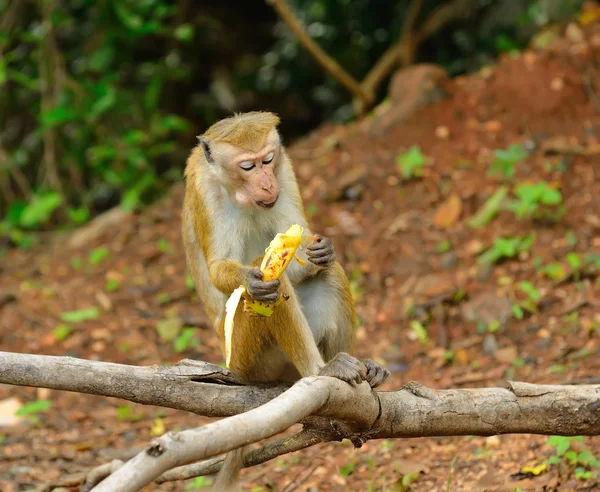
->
<box><xmin>155</xmin><ymin>317</ymin><xmax>183</xmax><ymax>341</ymax></box>
<box><xmin>0</xmin><ymin>397</ymin><xmax>24</xmax><ymax>426</ymax></box>
<box><xmin>433</xmin><ymin>194</ymin><xmax>462</xmax><ymax>229</ymax></box>
<box><xmin>495</xmin><ymin>345</ymin><xmax>518</xmax><ymax>364</ymax></box>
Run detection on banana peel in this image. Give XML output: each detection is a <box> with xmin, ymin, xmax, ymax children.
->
<box><xmin>224</xmin><ymin>224</ymin><xmax>306</xmax><ymax>366</ymax></box>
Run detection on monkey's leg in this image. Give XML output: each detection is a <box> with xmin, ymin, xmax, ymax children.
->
<box><xmin>299</xmin><ymin>263</ymin><xmax>390</xmax><ymax>388</ymax></box>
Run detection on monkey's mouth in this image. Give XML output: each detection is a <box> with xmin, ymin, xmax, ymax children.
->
<box><xmin>256</xmin><ymin>196</ymin><xmax>278</xmax><ymax>209</ymax></box>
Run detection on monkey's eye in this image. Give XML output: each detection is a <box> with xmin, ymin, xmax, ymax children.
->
<box><xmin>262</xmin><ymin>152</ymin><xmax>274</xmax><ymax>164</ymax></box>
<box><xmin>240</xmin><ymin>161</ymin><xmax>256</xmax><ymax>171</ymax></box>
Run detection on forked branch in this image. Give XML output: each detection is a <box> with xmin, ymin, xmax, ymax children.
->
<box><xmin>1</xmin><ymin>352</ymin><xmax>599</xmax><ymax>491</ymax></box>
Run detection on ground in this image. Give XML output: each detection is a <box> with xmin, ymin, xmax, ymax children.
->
<box><xmin>1</xmin><ymin>17</ymin><xmax>600</xmax><ymax>492</ymax></box>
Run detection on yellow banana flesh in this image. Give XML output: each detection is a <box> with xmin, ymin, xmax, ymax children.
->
<box><xmin>224</xmin><ymin>224</ymin><xmax>305</xmax><ymax>366</ymax></box>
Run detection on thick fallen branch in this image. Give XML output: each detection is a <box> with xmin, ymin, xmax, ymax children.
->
<box><xmin>1</xmin><ymin>351</ymin><xmax>599</xmax><ymax>491</ymax></box>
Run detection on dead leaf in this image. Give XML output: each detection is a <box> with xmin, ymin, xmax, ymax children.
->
<box><xmin>495</xmin><ymin>345</ymin><xmax>518</xmax><ymax>364</ymax></box>
<box><xmin>433</xmin><ymin>194</ymin><xmax>462</xmax><ymax>229</ymax></box>
<box><xmin>0</xmin><ymin>397</ymin><xmax>24</xmax><ymax>426</ymax></box>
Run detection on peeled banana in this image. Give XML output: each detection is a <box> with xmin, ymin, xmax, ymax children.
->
<box><xmin>224</xmin><ymin>224</ymin><xmax>306</xmax><ymax>366</ymax></box>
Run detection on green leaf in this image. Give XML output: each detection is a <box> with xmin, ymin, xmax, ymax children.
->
<box><xmin>512</xmin><ymin>304</ymin><xmax>524</xmax><ymax>320</ymax></box>
<box><xmin>16</xmin><ymin>400</ymin><xmax>52</xmax><ymax>416</ymax></box>
<box><xmin>566</xmin><ymin>252</ymin><xmax>582</xmax><ymax>271</ymax></box>
<box><xmin>175</xmin><ymin>24</ymin><xmax>195</xmax><ymax>42</ymax></box>
<box><xmin>185</xmin><ymin>273</ymin><xmax>195</xmax><ymax>290</ymax></box>
<box><xmin>105</xmin><ymin>279</ymin><xmax>121</xmax><ymax>292</ymax></box>
<box><xmin>548</xmin><ymin>436</ymin><xmax>571</xmax><ymax>456</ymax></box>
<box><xmin>53</xmin><ymin>324</ymin><xmax>73</xmax><ymax>341</ymax></box>
<box><xmin>60</xmin><ymin>307</ymin><xmax>100</xmax><ymax>323</ymax></box>
<box><xmin>540</xmin><ymin>262</ymin><xmax>567</xmax><ymax>281</ymax></box>
<box><xmin>19</xmin><ymin>192</ymin><xmax>63</xmax><ymax>228</ymax></box>
<box><xmin>174</xmin><ymin>327</ymin><xmax>199</xmax><ymax>353</ymax></box>
<box><xmin>41</xmin><ymin>106</ymin><xmax>75</xmax><ymax>129</ymax></box>
<box><xmin>339</xmin><ymin>462</ymin><xmax>356</xmax><ymax>477</ymax></box>
<box><xmin>410</xmin><ymin>320</ymin><xmax>429</xmax><ymax>345</ymax></box>
<box><xmin>117</xmin><ymin>405</ymin><xmax>143</xmax><ymax>422</ymax></box>
<box><xmin>68</xmin><ymin>207</ymin><xmax>90</xmax><ymax>224</ymax></box>
<box><xmin>186</xmin><ymin>476</ymin><xmax>213</xmax><ymax>489</ymax></box>
<box><xmin>517</xmin><ymin>281</ymin><xmax>541</xmax><ymax>301</ymax></box>
<box><xmin>89</xmin><ymin>246</ymin><xmax>110</xmax><ymax>265</ymax></box>
<box><xmin>396</xmin><ymin>146</ymin><xmax>425</xmax><ymax>179</ymax></box>
<box><xmin>156</xmin><ymin>238</ymin><xmax>172</xmax><ymax>254</ymax></box>
<box><xmin>468</xmin><ymin>186</ymin><xmax>508</xmax><ymax>228</ymax></box>
<box><xmin>88</xmin><ymin>44</ymin><xmax>115</xmax><ymax>72</ymax></box>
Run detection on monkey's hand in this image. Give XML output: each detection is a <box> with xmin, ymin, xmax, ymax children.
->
<box><xmin>362</xmin><ymin>359</ymin><xmax>390</xmax><ymax>388</ymax></box>
<box><xmin>318</xmin><ymin>352</ymin><xmax>367</xmax><ymax>386</ymax></box>
<box><xmin>307</xmin><ymin>235</ymin><xmax>335</xmax><ymax>268</ymax></box>
<box><xmin>244</xmin><ymin>267</ymin><xmax>281</xmax><ymax>304</ymax></box>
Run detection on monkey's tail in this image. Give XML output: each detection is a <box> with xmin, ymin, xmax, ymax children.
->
<box><xmin>211</xmin><ymin>445</ymin><xmax>247</xmax><ymax>492</ymax></box>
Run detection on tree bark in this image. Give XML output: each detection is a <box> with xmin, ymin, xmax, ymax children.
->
<box><xmin>1</xmin><ymin>351</ymin><xmax>599</xmax><ymax>491</ymax></box>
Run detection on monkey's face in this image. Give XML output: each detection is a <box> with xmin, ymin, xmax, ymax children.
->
<box><xmin>230</xmin><ymin>146</ymin><xmax>280</xmax><ymax>210</ymax></box>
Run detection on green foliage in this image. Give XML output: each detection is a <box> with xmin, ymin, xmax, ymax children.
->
<box><xmin>509</xmin><ymin>182</ymin><xmax>563</xmax><ymax>220</ymax></box>
<box><xmin>488</xmin><ymin>144</ymin><xmax>528</xmax><ymax>178</ymax></box>
<box><xmin>410</xmin><ymin>320</ymin><xmax>429</xmax><ymax>345</ymax></box>
<box><xmin>117</xmin><ymin>405</ymin><xmax>143</xmax><ymax>422</ymax></box>
<box><xmin>53</xmin><ymin>324</ymin><xmax>73</xmax><ymax>342</ymax></box>
<box><xmin>186</xmin><ymin>476</ymin><xmax>213</xmax><ymax>489</ymax></box>
<box><xmin>105</xmin><ymin>278</ymin><xmax>121</xmax><ymax>292</ymax></box>
<box><xmin>174</xmin><ymin>327</ymin><xmax>199</xmax><ymax>353</ymax></box>
<box><xmin>396</xmin><ymin>146</ymin><xmax>426</xmax><ymax>180</ymax></box>
<box><xmin>60</xmin><ymin>307</ymin><xmax>101</xmax><ymax>323</ymax></box>
<box><xmin>478</xmin><ymin>235</ymin><xmax>535</xmax><ymax>265</ymax></box>
<box><xmin>546</xmin><ymin>436</ymin><xmax>600</xmax><ymax>481</ymax></box>
<box><xmin>16</xmin><ymin>399</ymin><xmax>52</xmax><ymax>416</ymax></box>
<box><xmin>468</xmin><ymin>186</ymin><xmax>508</xmax><ymax>228</ymax></box>
<box><xmin>88</xmin><ymin>246</ymin><xmax>110</xmax><ymax>265</ymax></box>
<box><xmin>339</xmin><ymin>461</ymin><xmax>356</xmax><ymax>478</ymax></box>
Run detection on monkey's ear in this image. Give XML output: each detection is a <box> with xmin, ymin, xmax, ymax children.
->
<box><xmin>197</xmin><ymin>136</ymin><xmax>214</xmax><ymax>164</ymax></box>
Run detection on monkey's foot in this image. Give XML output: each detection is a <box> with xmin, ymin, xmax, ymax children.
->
<box><xmin>361</xmin><ymin>359</ymin><xmax>390</xmax><ymax>388</ymax></box>
<box><xmin>318</xmin><ymin>352</ymin><xmax>367</xmax><ymax>386</ymax></box>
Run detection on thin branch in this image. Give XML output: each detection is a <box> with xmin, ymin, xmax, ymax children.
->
<box><xmin>354</xmin><ymin>0</ymin><xmax>424</xmax><ymax>115</ymax></box>
<box><xmin>90</xmin><ymin>377</ymin><xmax>378</xmax><ymax>492</ymax></box>
<box><xmin>266</xmin><ymin>0</ymin><xmax>372</xmax><ymax>104</ymax></box>
<box><xmin>156</xmin><ymin>429</ymin><xmax>330</xmax><ymax>483</ymax></box>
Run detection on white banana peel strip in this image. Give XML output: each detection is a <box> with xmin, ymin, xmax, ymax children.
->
<box><xmin>224</xmin><ymin>286</ymin><xmax>246</xmax><ymax>367</ymax></box>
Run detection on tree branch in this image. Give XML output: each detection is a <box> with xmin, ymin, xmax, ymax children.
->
<box><xmin>266</xmin><ymin>0</ymin><xmax>372</xmax><ymax>104</ymax></box>
<box><xmin>1</xmin><ymin>351</ymin><xmax>599</xmax><ymax>491</ymax></box>
<box><xmin>156</xmin><ymin>428</ymin><xmax>331</xmax><ymax>484</ymax></box>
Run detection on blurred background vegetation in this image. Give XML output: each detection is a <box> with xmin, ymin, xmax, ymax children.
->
<box><xmin>0</xmin><ymin>0</ymin><xmax>584</xmax><ymax>248</ymax></box>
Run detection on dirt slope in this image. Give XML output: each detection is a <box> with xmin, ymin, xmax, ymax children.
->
<box><xmin>1</xmin><ymin>17</ymin><xmax>600</xmax><ymax>492</ymax></box>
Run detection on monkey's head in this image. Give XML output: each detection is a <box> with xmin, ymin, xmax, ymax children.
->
<box><xmin>198</xmin><ymin>112</ymin><xmax>282</xmax><ymax>210</ymax></box>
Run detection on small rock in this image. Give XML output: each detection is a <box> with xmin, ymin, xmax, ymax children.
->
<box><xmin>565</xmin><ymin>23</ymin><xmax>584</xmax><ymax>43</ymax></box>
<box><xmin>435</xmin><ymin>126</ymin><xmax>450</xmax><ymax>140</ymax></box>
<box><xmin>550</xmin><ymin>77</ymin><xmax>564</xmax><ymax>92</ymax></box>
<box><xmin>495</xmin><ymin>345</ymin><xmax>518</xmax><ymax>363</ymax></box>
<box><xmin>482</xmin><ymin>333</ymin><xmax>498</xmax><ymax>356</ymax></box>
<box><xmin>461</xmin><ymin>292</ymin><xmax>513</xmax><ymax>327</ymax></box>
<box><xmin>475</xmin><ymin>263</ymin><xmax>494</xmax><ymax>282</ymax></box>
<box><xmin>440</xmin><ymin>252</ymin><xmax>458</xmax><ymax>270</ymax></box>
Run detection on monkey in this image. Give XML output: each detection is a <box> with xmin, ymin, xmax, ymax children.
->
<box><xmin>182</xmin><ymin>111</ymin><xmax>390</xmax><ymax>491</ymax></box>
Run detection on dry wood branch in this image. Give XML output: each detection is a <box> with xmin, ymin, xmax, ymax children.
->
<box><xmin>91</xmin><ymin>377</ymin><xmax>378</xmax><ymax>491</ymax></box>
<box><xmin>266</xmin><ymin>0</ymin><xmax>372</xmax><ymax>104</ymax></box>
<box><xmin>1</xmin><ymin>351</ymin><xmax>599</xmax><ymax>491</ymax></box>
<box><xmin>354</xmin><ymin>0</ymin><xmax>424</xmax><ymax>115</ymax></box>
<box><xmin>355</xmin><ymin>0</ymin><xmax>479</xmax><ymax>115</ymax></box>
<box><xmin>156</xmin><ymin>429</ymin><xmax>331</xmax><ymax>483</ymax></box>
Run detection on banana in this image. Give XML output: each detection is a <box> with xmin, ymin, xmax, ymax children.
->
<box><xmin>224</xmin><ymin>224</ymin><xmax>306</xmax><ymax>366</ymax></box>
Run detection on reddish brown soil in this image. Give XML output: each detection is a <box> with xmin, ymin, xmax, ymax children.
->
<box><xmin>2</xmin><ymin>18</ymin><xmax>600</xmax><ymax>492</ymax></box>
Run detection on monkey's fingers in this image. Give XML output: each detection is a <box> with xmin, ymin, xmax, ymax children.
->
<box><xmin>319</xmin><ymin>352</ymin><xmax>367</xmax><ymax>386</ymax></box>
<box><xmin>307</xmin><ymin>236</ymin><xmax>331</xmax><ymax>250</ymax></box>
<box><xmin>249</xmin><ymin>279</ymin><xmax>281</xmax><ymax>293</ymax></box>
<box><xmin>362</xmin><ymin>360</ymin><xmax>391</xmax><ymax>389</ymax></box>
<box><xmin>250</xmin><ymin>292</ymin><xmax>281</xmax><ymax>304</ymax></box>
